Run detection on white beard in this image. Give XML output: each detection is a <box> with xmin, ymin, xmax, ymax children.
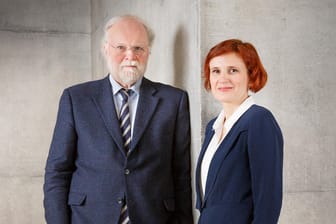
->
<box><xmin>121</xmin><ymin>69</ymin><xmax>141</xmax><ymax>86</ymax></box>
<box><xmin>106</xmin><ymin>60</ymin><xmax>146</xmax><ymax>87</ymax></box>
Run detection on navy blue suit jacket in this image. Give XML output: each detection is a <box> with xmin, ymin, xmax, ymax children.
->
<box><xmin>195</xmin><ymin>105</ymin><xmax>283</xmax><ymax>224</ymax></box>
<box><xmin>44</xmin><ymin>76</ymin><xmax>193</xmax><ymax>224</ymax></box>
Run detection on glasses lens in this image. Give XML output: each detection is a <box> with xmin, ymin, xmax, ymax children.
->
<box><xmin>110</xmin><ymin>43</ymin><xmax>146</xmax><ymax>55</ymax></box>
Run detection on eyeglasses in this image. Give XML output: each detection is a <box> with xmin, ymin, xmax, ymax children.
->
<box><xmin>107</xmin><ymin>43</ymin><xmax>148</xmax><ymax>56</ymax></box>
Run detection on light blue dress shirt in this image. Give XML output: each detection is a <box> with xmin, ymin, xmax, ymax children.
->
<box><xmin>109</xmin><ymin>74</ymin><xmax>141</xmax><ymax>138</ymax></box>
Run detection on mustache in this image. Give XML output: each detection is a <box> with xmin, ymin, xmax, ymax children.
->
<box><xmin>121</xmin><ymin>61</ymin><xmax>139</xmax><ymax>67</ymax></box>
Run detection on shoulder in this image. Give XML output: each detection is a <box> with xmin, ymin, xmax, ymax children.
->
<box><xmin>142</xmin><ymin>78</ymin><xmax>187</xmax><ymax>97</ymax></box>
<box><xmin>204</xmin><ymin>117</ymin><xmax>216</xmax><ymax>134</ymax></box>
<box><xmin>67</xmin><ymin>77</ymin><xmax>107</xmax><ymax>93</ymax></box>
<box><xmin>207</xmin><ymin>117</ymin><xmax>216</xmax><ymax>127</ymax></box>
<box><xmin>244</xmin><ymin>105</ymin><xmax>277</xmax><ymax>122</ymax></box>
<box><xmin>61</xmin><ymin>76</ymin><xmax>108</xmax><ymax>99</ymax></box>
<box><xmin>244</xmin><ymin>105</ymin><xmax>282</xmax><ymax>134</ymax></box>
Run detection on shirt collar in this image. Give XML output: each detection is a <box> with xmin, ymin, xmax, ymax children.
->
<box><xmin>109</xmin><ymin>74</ymin><xmax>142</xmax><ymax>96</ymax></box>
<box><xmin>213</xmin><ymin>96</ymin><xmax>255</xmax><ymax>135</ymax></box>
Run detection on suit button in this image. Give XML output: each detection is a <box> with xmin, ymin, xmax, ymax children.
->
<box><xmin>117</xmin><ymin>199</ymin><xmax>123</xmax><ymax>204</ymax></box>
<box><xmin>125</xmin><ymin>169</ymin><xmax>130</xmax><ymax>175</ymax></box>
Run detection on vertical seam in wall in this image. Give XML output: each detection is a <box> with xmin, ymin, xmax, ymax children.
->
<box><xmin>90</xmin><ymin>0</ymin><xmax>94</xmax><ymax>80</ymax></box>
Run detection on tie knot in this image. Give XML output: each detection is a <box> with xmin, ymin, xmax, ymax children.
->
<box><xmin>119</xmin><ymin>89</ymin><xmax>132</xmax><ymax>101</ymax></box>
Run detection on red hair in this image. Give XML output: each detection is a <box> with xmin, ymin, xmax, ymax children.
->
<box><xmin>203</xmin><ymin>39</ymin><xmax>267</xmax><ymax>92</ymax></box>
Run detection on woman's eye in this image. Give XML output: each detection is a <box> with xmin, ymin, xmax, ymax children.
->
<box><xmin>211</xmin><ymin>69</ymin><xmax>220</xmax><ymax>74</ymax></box>
<box><xmin>229</xmin><ymin>68</ymin><xmax>238</xmax><ymax>73</ymax></box>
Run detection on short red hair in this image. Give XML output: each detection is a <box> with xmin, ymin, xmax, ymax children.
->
<box><xmin>203</xmin><ymin>39</ymin><xmax>267</xmax><ymax>92</ymax></box>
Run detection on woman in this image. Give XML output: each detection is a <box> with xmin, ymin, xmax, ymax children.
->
<box><xmin>195</xmin><ymin>39</ymin><xmax>283</xmax><ymax>224</ymax></box>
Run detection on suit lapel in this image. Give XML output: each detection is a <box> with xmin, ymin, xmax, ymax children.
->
<box><xmin>91</xmin><ymin>76</ymin><xmax>125</xmax><ymax>155</ymax></box>
<box><xmin>130</xmin><ymin>78</ymin><xmax>159</xmax><ymax>151</ymax></box>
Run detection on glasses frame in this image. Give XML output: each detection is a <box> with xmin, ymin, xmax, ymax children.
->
<box><xmin>107</xmin><ymin>42</ymin><xmax>148</xmax><ymax>56</ymax></box>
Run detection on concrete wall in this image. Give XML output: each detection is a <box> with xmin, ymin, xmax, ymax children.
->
<box><xmin>0</xmin><ymin>0</ymin><xmax>91</xmax><ymax>223</ymax></box>
<box><xmin>1</xmin><ymin>0</ymin><xmax>335</xmax><ymax>223</ymax></box>
<box><xmin>201</xmin><ymin>0</ymin><xmax>336</xmax><ymax>223</ymax></box>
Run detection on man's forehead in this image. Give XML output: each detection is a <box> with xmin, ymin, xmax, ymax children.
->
<box><xmin>107</xmin><ymin>19</ymin><xmax>149</xmax><ymax>44</ymax></box>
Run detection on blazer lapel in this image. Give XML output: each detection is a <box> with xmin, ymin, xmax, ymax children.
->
<box><xmin>91</xmin><ymin>76</ymin><xmax>125</xmax><ymax>154</ymax></box>
<box><xmin>195</xmin><ymin>124</ymin><xmax>215</xmax><ymax>209</ymax></box>
<box><xmin>130</xmin><ymin>78</ymin><xmax>159</xmax><ymax>152</ymax></box>
<box><xmin>203</xmin><ymin>121</ymin><xmax>246</xmax><ymax>203</ymax></box>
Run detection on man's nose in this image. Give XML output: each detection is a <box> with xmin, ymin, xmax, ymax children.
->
<box><xmin>124</xmin><ymin>48</ymin><xmax>137</xmax><ymax>60</ymax></box>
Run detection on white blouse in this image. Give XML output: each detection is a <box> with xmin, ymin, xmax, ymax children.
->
<box><xmin>200</xmin><ymin>96</ymin><xmax>255</xmax><ymax>199</ymax></box>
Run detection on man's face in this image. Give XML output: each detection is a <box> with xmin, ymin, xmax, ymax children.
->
<box><xmin>103</xmin><ymin>18</ymin><xmax>150</xmax><ymax>88</ymax></box>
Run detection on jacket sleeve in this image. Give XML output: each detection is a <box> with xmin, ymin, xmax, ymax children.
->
<box><xmin>43</xmin><ymin>89</ymin><xmax>77</xmax><ymax>224</ymax></box>
<box><xmin>248</xmin><ymin>111</ymin><xmax>283</xmax><ymax>224</ymax></box>
<box><xmin>172</xmin><ymin>91</ymin><xmax>194</xmax><ymax>223</ymax></box>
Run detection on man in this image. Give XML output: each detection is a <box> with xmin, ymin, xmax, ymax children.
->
<box><xmin>43</xmin><ymin>15</ymin><xmax>193</xmax><ymax>224</ymax></box>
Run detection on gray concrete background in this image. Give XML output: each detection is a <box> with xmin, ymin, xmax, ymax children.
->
<box><xmin>0</xmin><ymin>0</ymin><xmax>91</xmax><ymax>223</ymax></box>
<box><xmin>0</xmin><ymin>0</ymin><xmax>335</xmax><ymax>223</ymax></box>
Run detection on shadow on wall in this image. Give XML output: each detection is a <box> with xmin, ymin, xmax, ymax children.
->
<box><xmin>173</xmin><ymin>25</ymin><xmax>188</xmax><ymax>89</ymax></box>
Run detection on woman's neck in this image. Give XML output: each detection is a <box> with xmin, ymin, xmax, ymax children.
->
<box><xmin>222</xmin><ymin>95</ymin><xmax>249</xmax><ymax>120</ymax></box>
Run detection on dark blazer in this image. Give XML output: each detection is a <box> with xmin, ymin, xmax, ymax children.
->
<box><xmin>195</xmin><ymin>105</ymin><xmax>283</xmax><ymax>224</ymax></box>
<box><xmin>44</xmin><ymin>76</ymin><xmax>193</xmax><ymax>224</ymax></box>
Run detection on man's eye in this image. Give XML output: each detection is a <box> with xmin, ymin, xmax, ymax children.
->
<box><xmin>116</xmin><ymin>45</ymin><xmax>126</xmax><ymax>51</ymax></box>
<box><xmin>133</xmin><ymin>46</ymin><xmax>144</xmax><ymax>52</ymax></box>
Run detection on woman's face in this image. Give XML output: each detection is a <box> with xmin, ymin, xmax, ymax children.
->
<box><xmin>209</xmin><ymin>52</ymin><xmax>249</xmax><ymax>106</ymax></box>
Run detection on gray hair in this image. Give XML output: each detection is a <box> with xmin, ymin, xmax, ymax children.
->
<box><xmin>102</xmin><ymin>15</ymin><xmax>155</xmax><ymax>47</ymax></box>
